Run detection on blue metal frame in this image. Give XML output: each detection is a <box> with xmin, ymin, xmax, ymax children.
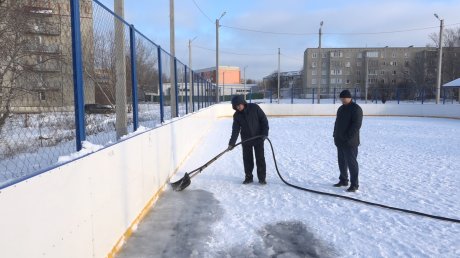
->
<box><xmin>185</xmin><ymin>67</ymin><xmax>188</xmax><ymax>114</ymax></box>
<box><xmin>396</xmin><ymin>88</ymin><xmax>400</xmax><ymax>104</ymax></box>
<box><xmin>291</xmin><ymin>87</ymin><xmax>294</xmax><ymax>104</ymax></box>
<box><xmin>191</xmin><ymin>71</ymin><xmax>195</xmax><ymax>112</ymax></box>
<box><xmin>157</xmin><ymin>46</ymin><xmax>165</xmax><ymax>122</ymax></box>
<box><xmin>129</xmin><ymin>25</ymin><xmax>139</xmax><ymax>131</ymax></box>
<box><xmin>197</xmin><ymin>77</ymin><xmax>200</xmax><ymax>110</ymax></box>
<box><xmin>312</xmin><ymin>88</ymin><xmax>315</xmax><ymax>104</ymax></box>
<box><xmin>174</xmin><ymin>58</ymin><xmax>179</xmax><ymax>117</ymax></box>
<box><xmin>70</xmin><ymin>0</ymin><xmax>86</xmax><ymax>151</ymax></box>
<box><xmin>333</xmin><ymin>88</ymin><xmax>337</xmax><ymax>104</ymax></box>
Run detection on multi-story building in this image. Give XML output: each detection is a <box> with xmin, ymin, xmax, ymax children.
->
<box><xmin>195</xmin><ymin>66</ymin><xmax>241</xmax><ymax>85</ymax></box>
<box><xmin>0</xmin><ymin>0</ymin><xmax>94</xmax><ymax>112</ymax></box>
<box><xmin>302</xmin><ymin>46</ymin><xmax>460</xmax><ymax>99</ymax></box>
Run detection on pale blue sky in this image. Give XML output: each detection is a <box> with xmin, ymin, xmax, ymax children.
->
<box><xmin>95</xmin><ymin>0</ymin><xmax>460</xmax><ymax>80</ymax></box>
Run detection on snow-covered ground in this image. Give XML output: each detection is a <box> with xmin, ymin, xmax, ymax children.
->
<box><xmin>121</xmin><ymin>116</ymin><xmax>460</xmax><ymax>257</ymax></box>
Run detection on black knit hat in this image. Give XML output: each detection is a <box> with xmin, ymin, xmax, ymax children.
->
<box><xmin>339</xmin><ymin>90</ymin><xmax>352</xmax><ymax>98</ymax></box>
<box><xmin>231</xmin><ymin>95</ymin><xmax>247</xmax><ymax>110</ymax></box>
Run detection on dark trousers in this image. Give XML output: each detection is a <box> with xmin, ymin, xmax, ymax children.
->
<box><xmin>242</xmin><ymin>142</ymin><xmax>266</xmax><ymax>181</ymax></box>
<box><xmin>337</xmin><ymin>146</ymin><xmax>359</xmax><ymax>187</ymax></box>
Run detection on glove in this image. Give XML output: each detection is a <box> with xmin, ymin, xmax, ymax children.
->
<box><xmin>227</xmin><ymin>144</ymin><xmax>235</xmax><ymax>151</ymax></box>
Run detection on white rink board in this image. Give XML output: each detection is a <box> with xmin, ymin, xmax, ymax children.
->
<box><xmin>0</xmin><ymin>103</ymin><xmax>458</xmax><ymax>258</ymax></box>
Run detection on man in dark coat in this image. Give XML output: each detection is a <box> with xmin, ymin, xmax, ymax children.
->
<box><xmin>228</xmin><ymin>95</ymin><xmax>269</xmax><ymax>184</ymax></box>
<box><xmin>333</xmin><ymin>90</ymin><xmax>363</xmax><ymax>192</ymax></box>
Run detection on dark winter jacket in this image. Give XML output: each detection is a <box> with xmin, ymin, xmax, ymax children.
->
<box><xmin>333</xmin><ymin>102</ymin><xmax>363</xmax><ymax>147</ymax></box>
<box><xmin>229</xmin><ymin>95</ymin><xmax>269</xmax><ymax>146</ymax></box>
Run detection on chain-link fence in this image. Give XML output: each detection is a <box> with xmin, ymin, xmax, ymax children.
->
<box><xmin>0</xmin><ymin>0</ymin><xmax>217</xmax><ymax>188</ymax></box>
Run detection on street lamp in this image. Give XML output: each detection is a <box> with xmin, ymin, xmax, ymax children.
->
<box><xmin>216</xmin><ymin>11</ymin><xmax>226</xmax><ymax>103</ymax></box>
<box><xmin>434</xmin><ymin>13</ymin><xmax>444</xmax><ymax>104</ymax></box>
<box><xmin>317</xmin><ymin>21</ymin><xmax>323</xmax><ymax>104</ymax></box>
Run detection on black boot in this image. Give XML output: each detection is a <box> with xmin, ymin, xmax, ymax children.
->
<box><xmin>333</xmin><ymin>181</ymin><xmax>349</xmax><ymax>187</ymax></box>
<box><xmin>259</xmin><ymin>180</ymin><xmax>267</xmax><ymax>185</ymax></box>
<box><xmin>243</xmin><ymin>177</ymin><xmax>253</xmax><ymax>184</ymax></box>
<box><xmin>346</xmin><ymin>186</ymin><xmax>359</xmax><ymax>192</ymax></box>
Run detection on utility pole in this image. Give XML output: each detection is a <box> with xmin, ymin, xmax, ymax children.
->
<box><xmin>188</xmin><ymin>36</ymin><xmax>197</xmax><ymax>111</ymax></box>
<box><xmin>216</xmin><ymin>12</ymin><xmax>226</xmax><ymax>103</ymax></box>
<box><xmin>434</xmin><ymin>14</ymin><xmax>444</xmax><ymax>104</ymax></box>
<box><xmin>170</xmin><ymin>0</ymin><xmax>177</xmax><ymax>116</ymax></box>
<box><xmin>243</xmin><ymin>65</ymin><xmax>248</xmax><ymax>100</ymax></box>
<box><xmin>277</xmin><ymin>48</ymin><xmax>280</xmax><ymax>104</ymax></box>
<box><xmin>114</xmin><ymin>0</ymin><xmax>127</xmax><ymax>139</ymax></box>
<box><xmin>317</xmin><ymin>21</ymin><xmax>323</xmax><ymax>104</ymax></box>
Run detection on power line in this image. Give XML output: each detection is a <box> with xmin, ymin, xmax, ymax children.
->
<box><xmin>194</xmin><ymin>45</ymin><xmax>276</xmax><ymax>56</ymax></box>
<box><xmin>191</xmin><ymin>0</ymin><xmax>213</xmax><ymax>23</ymax></box>
<box><xmin>221</xmin><ymin>22</ymin><xmax>460</xmax><ymax>36</ymax></box>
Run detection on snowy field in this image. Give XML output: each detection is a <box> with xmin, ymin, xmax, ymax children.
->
<box><xmin>119</xmin><ymin>116</ymin><xmax>460</xmax><ymax>258</ymax></box>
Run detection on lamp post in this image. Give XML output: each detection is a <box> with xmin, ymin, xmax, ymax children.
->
<box><xmin>317</xmin><ymin>21</ymin><xmax>323</xmax><ymax>104</ymax></box>
<box><xmin>434</xmin><ymin>13</ymin><xmax>444</xmax><ymax>104</ymax></box>
<box><xmin>216</xmin><ymin>11</ymin><xmax>226</xmax><ymax>103</ymax></box>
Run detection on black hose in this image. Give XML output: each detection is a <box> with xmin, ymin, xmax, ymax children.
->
<box><xmin>249</xmin><ymin>135</ymin><xmax>460</xmax><ymax>224</ymax></box>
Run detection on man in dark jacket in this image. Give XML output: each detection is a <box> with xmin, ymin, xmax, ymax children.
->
<box><xmin>333</xmin><ymin>90</ymin><xmax>363</xmax><ymax>192</ymax></box>
<box><xmin>228</xmin><ymin>95</ymin><xmax>269</xmax><ymax>184</ymax></box>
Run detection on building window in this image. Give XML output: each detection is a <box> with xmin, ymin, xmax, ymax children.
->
<box><xmin>392</xmin><ymin>52</ymin><xmax>396</xmax><ymax>58</ymax></box>
<box><xmin>331</xmin><ymin>69</ymin><xmax>342</xmax><ymax>75</ymax></box>
<box><xmin>322</xmin><ymin>62</ymin><xmax>327</xmax><ymax>68</ymax></box>
<box><xmin>345</xmin><ymin>52</ymin><xmax>351</xmax><ymax>58</ymax></box>
<box><xmin>346</xmin><ymin>79</ymin><xmax>351</xmax><ymax>84</ymax></box>
<box><xmin>390</xmin><ymin>61</ymin><xmax>397</xmax><ymax>66</ymax></box>
<box><xmin>337</xmin><ymin>78</ymin><xmax>343</xmax><ymax>84</ymax></box>
<box><xmin>367</xmin><ymin>51</ymin><xmax>379</xmax><ymax>58</ymax></box>
<box><xmin>380</xmin><ymin>70</ymin><xmax>385</xmax><ymax>75</ymax></box>
<box><xmin>345</xmin><ymin>62</ymin><xmax>351</xmax><ymax>67</ymax></box>
<box><xmin>312</xmin><ymin>61</ymin><xmax>317</xmax><ymax>68</ymax></box>
<box><xmin>357</xmin><ymin>62</ymin><xmax>362</xmax><ymax>67</ymax></box>
<box><xmin>357</xmin><ymin>70</ymin><xmax>361</xmax><ymax>76</ymax></box>
<box><xmin>382</xmin><ymin>61</ymin><xmax>386</xmax><ymax>66</ymax></box>
<box><xmin>356</xmin><ymin>79</ymin><xmax>361</xmax><ymax>84</ymax></box>
<box><xmin>393</xmin><ymin>70</ymin><xmax>397</xmax><ymax>75</ymax></box>
<box><xmin>312</xmin><ymin>79</ymin><xmax>317</xmax><ymax>84</ymax></box>
<box><xmin>404</xmin><ymin>52</ymin><xmax>409</xmax><ymax>58</ymax></box>
<box><xmin>312</xmin><ymin>52</ymin><xmax>318</xmax><ymax>58</ymax></box>
<box><xmin>381</xmin><ymin>79</ymin><xmax>385</xmax><ymax>84</ymax></box>
<box><xmin>331</xmin><ymin>78</ymin><xmax>337</xmax><ymax>84</ymax></box>
<box><xmin>312</xmin><ymin>70</ymin><xmax>317</xmax><ymax>75</ymax></box>
<box><xmin>369</xmin><ymin>70</ymin><xmax>377</xmax><ymax>75</ymax></box>
<box><xmin>357</xmin><ymin>53</ymin><xmax>362</xmax><ymax>58</ymax></box>
<box><xmin>405</xmin><ymin>60</ymin><xmax>410</xmax><ymax>67</ymax></box>
<box><xmin>404</xmin><ymin>70</ymin><xmax>409</xmax><ymax>75</ymax></box>
<box><xmin>39</xmin><ymin>91</ymin><xmax>46</xmax><ymax>101</ymax></box>
<box><xmin>391</xmin><ymin>79</ymin><xmax>396</xmax><ymax>84</ymax></box>
<box><xmin>322</xmin><ymin>53</ymin><xmax>327</xmax><ymax>58</ymax></box>
<box><xmin>321</xmin><ymin>79</ymin><xmax>327</xmax><ymax>85</ymax></box>
<box><xmin>331</xmin><ymin>51</ymin><xmax>343</xmax><ymax>58</ymax></box>
<box><xmin>322</xmin><ymin>70</ymin><xmax>327</xmax><ymax>75</ymax></box>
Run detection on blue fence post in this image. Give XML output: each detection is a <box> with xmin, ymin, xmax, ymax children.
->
<box><xmin>70</xmin><ymin>0</ymin><xmax>86</xmax><ymax>151</ymax></box>
<box><xmin>421</xmin><ymin>88</ymin><xmax>425</xmax><ymax>104</ymax></box>
<box><xmin>443</xmin><ymin>88</ymin><xmax>446</xmax><ymax>104</ymax></box>
<box><xmin>270</xmin><ymin>90</ymin><xmax>272</xmax><ymax>103</ymax></box>
<box><xmin>129</xmin><ymin>25</ymin><xmax>139</xmax><ymax>131</ymax></box>
<box><xmin>397</xmin><ymin>88</ymin><xmax>400</xmax><ymax>104</ymax></box>
<box><xmin>184</xmin><ymin>67</ymin><xmax>188</xmax><ymax>114</ymax></box>
<box><xmin>333</xmin><ymin>88</ymin><xmax>336</xmax><ymax>104</ymax></box>
<box><xmin>291</xmin><ymin>87</ymin><xmax>294</xmax><ymax>104</ymax></box>
<box><xmin>249</xmin><ymin>87</ymin><xmax>252</xmax><ymax>103</ymax></box>
<box><xmin>191</xmin><ymin>72</ymin><xmax>195</xmax><ymax>111</ymax></box>
<box><xmin>157</xmin><ymin>46</ymin><xmax>164</xmax><ymax>123</ymax></box>
<box><xmin>354</xmin><ymin>88</ymin><xmax>357</xmax><ymax>103</ymax></box>
<box><xmin>173</xmin><ymin>58</ymin><xmax>179</xmax><ymax>117</ymax></box>
<box><xmin>312</xmin><ymin>88</ymin><xmax>315</xmax><ymax>104</ymax></box>
<box><xmin>196</xmin><ymin>77</ymin><xmax>201</xmax><ymax>110</ymax></box>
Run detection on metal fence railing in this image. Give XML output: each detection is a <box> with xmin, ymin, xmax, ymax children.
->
<box><xmin>251</xmin><ymin>87</ymin><xmax>459</xmax><ymax>104</ymax></box>
<box><xmin>0</xmin><ymin>0</ymin><xmax>216</xmax><ymax>189</ymax></box>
